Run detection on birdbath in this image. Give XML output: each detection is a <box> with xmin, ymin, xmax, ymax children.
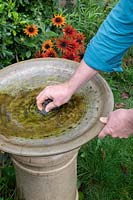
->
<box><xmin>0</xmin><ymin>58</ymin><xmax>114</xmax><ymax>200</ymax></box>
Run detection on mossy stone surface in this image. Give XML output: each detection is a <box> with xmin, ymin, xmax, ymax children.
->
<box><xmin>0</xmin><ymin>88</ymin><xmax>87</xmax><ymax>139</ymax></box>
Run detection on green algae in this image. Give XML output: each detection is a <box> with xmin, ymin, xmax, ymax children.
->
<box><xmin>0</xmin><ymin>88</ymin><xmax>87</xmax><ymax>139</ymax></box>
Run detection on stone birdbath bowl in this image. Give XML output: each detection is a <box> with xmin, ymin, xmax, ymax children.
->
<box><xmin>0</xmin><ymin>58</ymin><xmax>114</xmax><ymax>200</ymax></box>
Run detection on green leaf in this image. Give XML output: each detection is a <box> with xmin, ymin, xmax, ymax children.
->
<box><xmin>20</xmin><ymin>20</ymin><xmax>28</xmax><ymax>25</ymax></box>
<box><xmin>26</xmin><ymin>50</ymin><xmax>31</xmax><ymax>58</ymax></box>
<box><xmin>12</xmin><ymin>11</ymin><xmax>18</xmax><ymax>20</ymax></box>
<box><xmin>23</xmin><ymin>40</ymin><xmax>36</xmax><ymax>48</ymax></box>
<box><xmin>12</xmin><ymin>29</ymin><xmax>17</xmax><ymax>36</ymax></box>
<box><xmin>24</xmin><ymin>0</ymin><xmax>30</xmax><ymax>4</ymax></box>
<box><xmin>0</xmin><ymin>3</ymin><xmax>5</xmax><ymax>13</ymax></box>
<box><xmin>45</xmin><ymin>31</ymin><xmax>58</xmax><ymax>38</ymax></box>
<box><xmin>8</xmin><ymin>11</ymin><xmax>11</xmax><ymax>18</ymax></box>
<box><xmin>79</xmin><ymin>191</ymin><xmax>85</xmax><ymax>200</ymax></box>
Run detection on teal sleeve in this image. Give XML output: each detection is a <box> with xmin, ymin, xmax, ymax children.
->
<box><xmin>83</xmin><ymin>0</ymin><xmax>133</xmax><ymax>72</ymax></box>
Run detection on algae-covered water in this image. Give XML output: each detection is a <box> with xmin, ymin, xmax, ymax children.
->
<box><xmin>0</xmin><ymin>88</ymin><xmax>87</xmax><ymax>139</ymax></box>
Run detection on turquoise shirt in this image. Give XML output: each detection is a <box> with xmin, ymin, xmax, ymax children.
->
<box><xmin>83</xmin><ymin>0</ymin><xmax>133</xmax><ymax>72</ymax></box>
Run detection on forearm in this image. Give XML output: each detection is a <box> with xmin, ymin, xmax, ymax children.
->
<box><xmin>67</xmin><ymin>59</ymin><xmax>98</xmax><ymax>94</ymax></box>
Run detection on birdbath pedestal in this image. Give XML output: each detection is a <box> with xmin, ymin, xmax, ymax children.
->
<box><xmin>0</xmin><ymin>58</ymin><xmax>114</xmax><ymax>200</ymax></box>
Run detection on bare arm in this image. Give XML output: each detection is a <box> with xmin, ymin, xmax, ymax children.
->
<box><xmin>67</xmin><ymin>60</ymin><xmax>98</xmax><ymax>94</ymax></box>
<box><xmin>36</xmin><ymin>60</ymin><xmax>97</xmax><ymax>112</ymax></box>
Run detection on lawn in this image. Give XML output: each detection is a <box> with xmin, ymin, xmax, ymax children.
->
<box><xmin>0</xmin><ymin>0</ymin><xmax>133</xmax><ymax>200</ymax></box>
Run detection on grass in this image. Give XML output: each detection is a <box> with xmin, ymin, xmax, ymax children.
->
<box><xmin>0</xmin><ymin>155</ymin><xmax>16</xmax><ymax>200</ymax></box>
<box><xmin>78</xmin><ymin>137</ymin><xmax>133</xmax><ymax>200</ymax></box>
<box><xmin>66</xmin><ymin>0</ymin><xmax>118</xmax><ymax>42</ymax></box>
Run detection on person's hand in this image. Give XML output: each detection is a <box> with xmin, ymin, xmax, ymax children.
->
<box><xmin>36</xmin><ymin>60</ymin><xmax>97</xmax><ymax>112</ymax></box>
<box><xmin>36</xmin><ymin>81</ymin><xmax>74</xmax><ymax>112</ymax></box>
<box><xmin>98</xmin><ymin>109</ymin><xmax>133</xmax><ymax>139</ymax></box>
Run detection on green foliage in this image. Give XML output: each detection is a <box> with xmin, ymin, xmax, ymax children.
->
<box><xmin>0</xmin><ymin>0</ymin><xmax>119</xmax><ymax>68</ymax></box>
<box><xmin>0</xmin><ymin>156</ymin><xmax>16</xmax><ymax>200</ymax></box>
<box><xmin>66</xmin><ymin>0</ymin><xmax>118</xmax><ymax>42</ymax></box>
<box><xmin>0</xmin><ymin>0</ymin><xmax>56</xmax><ymax>68</ymax></box>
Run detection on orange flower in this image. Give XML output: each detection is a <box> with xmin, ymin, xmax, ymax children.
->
<box><xmin>68</xmin><ymin>38</ymin><xmax>80</xmax><ymax>52</ymax></box>
<box><xmin>42</xmin><ymin>40</ymin><xmax>54</xmax><ymax>51</ymax></box>
<box><xmin>78</xmin><ymin>47</ymin><xmax>85</xmax><ymax>60</ymax></box>
<box><xmin>63</xmin><ymin>25</ymin><xmax>77</xmax><ymax>37</ymax></box>
<box><xmin>23</xmin><ymin>24</ymin><xmax>38</xmax><ymax>37</ymax></box>
<box><xmin>56</xmin><ymin>36</ymin><xmax>80</xmax><ymax>53</ymax></box>
<box><xmin>62</xmin><ymin>52</ymin><xmax>80</xmax><ymax>62</ymax></box>
<box><xmin>42</xmin><ymin>49</ymin><xmax>57</xmax><ymax>58</ymax></box>
<box><xmin>52</xmin><ymin>14</ymin><xmax>66</xmax><ymax>27</ymax></box>
<box><xmin>74</xmin><ymin>32</ymin><xmax>85</xmax><ymax>45</ymax></box>
<box><xmin>56</xmin><ymin>36</ymin><xmax>70</xmax><ymax>53</ymax></box>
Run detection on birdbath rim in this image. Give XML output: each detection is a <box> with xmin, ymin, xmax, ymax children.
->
<box><xmin>0</xmin><ymin>58</ymin><xmax>114</xmax><ymax>156</ymax></box>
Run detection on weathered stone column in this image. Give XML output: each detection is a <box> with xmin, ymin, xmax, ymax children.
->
<box><xmin>12</xmin><ymin>149</ymin><xmax>79</xmax><ymax>200</ymax></box>
<box><xmin>1</xmin><ymin>151</ymin><xmax>79</xmax><ymax>200</ymax></box>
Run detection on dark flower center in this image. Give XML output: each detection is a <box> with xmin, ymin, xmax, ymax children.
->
<box><xmin>61</xmin><ymin>42</ymin><xmax>67</xmax><ymax>47</ymax></box>
<box><xmin>55</xmin><ymin>17</ymin><xmax>62</xmax><ymax>22</ymax></box>
<box><xmin>77</xmin><ymin>39</ymin><xmax>82</xmax><ymax>44</ymax></box>
<box><xmin>45</xmin><ymin>44</ymin><xmax>50</xmax><ymax>49</ymax></box>
<box><xmin>66</xmin><ymin>29</ymin><xmax>72</xmax><ymax>34</ymax></box>
<box><xmin>29</xmin><ymin>27</ymin><xmax>34</xmax><ymax>33</ymax></box>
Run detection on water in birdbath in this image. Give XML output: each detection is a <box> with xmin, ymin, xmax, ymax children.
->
<box><xmin>0</xmin><ymin>87</ymin><xmax>88</xmax><ymax>139</ymax></box>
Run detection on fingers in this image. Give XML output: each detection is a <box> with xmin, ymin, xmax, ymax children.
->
<box><xmin>98</xmin><ymin>122</ymin><xmax>119</xmax><ymax>139</ymax></box>
<box><xmin>36</xmin><ymin>92</ymin><xmax>48</xmax><ymax>111</ymax></box>
<box><xmin>98</xmin><ymin>126</ymin><xmax>109</xmax><ymax>138</ymax></box>
<box><xmin>119</xmin><ymin>135</ymin><xmax>128</xmax><ymax>138</ymax></box>
<box><xmin>36</xmin><ymin>88</ymin><xmax>59</xmax><ymax>112</ymax></box>
<box><xmin>98</xmin><ymin>111</ymin><xmax>131</xmax><ymax>139</ymax></box>
<box><xmin>36</xmin><ymin>89</ymin><xmax>47</xmax><ymax>101</ymax></box>
<box><xmin>98</xmin><ymin>127</ymin><xmax>117</xmax><ymax>138</ymax></box>
<box><xmin>100</xmin><ymin>117</ymin><xmax>108</xmax><ymax>124</ymax></box>
<box><xmin>45</xmin><ymin>101</ymin><xmax>57</xmax><ymax>112</ymax></box>
<box><xmin>98</xmin><ymin>117</ymin><xmax>108</xmax><ymax>138</ymax></box>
